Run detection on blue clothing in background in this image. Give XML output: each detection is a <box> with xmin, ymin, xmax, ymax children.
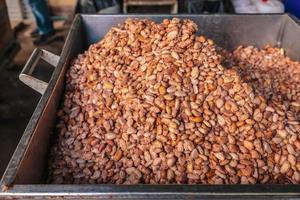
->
<box><xmin>284</xmin><ymin>0</ymin><xmax>300</xmax><ymax>19</ymax></box>
<box><xmin>28</xmin><ymin>0</ymin><xmax>54</xmax><ymax>35</ymax></box>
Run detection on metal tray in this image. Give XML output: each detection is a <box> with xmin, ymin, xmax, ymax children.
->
<box><xmin>1</xmin><ymin>14</ymin><xmax>300</xmax><ymax>199</ymax></box>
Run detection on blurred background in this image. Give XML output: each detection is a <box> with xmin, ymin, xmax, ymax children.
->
<box><xmin>0</xmin><ymin>0</ymin><xmax>299</xmax><ymax>177</ymax></box>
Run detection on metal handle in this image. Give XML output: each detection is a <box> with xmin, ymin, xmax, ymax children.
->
<box><xmin>19</xmin><ymin>48</ymin><xmax>60</xmax><ymax>95</ymax></box>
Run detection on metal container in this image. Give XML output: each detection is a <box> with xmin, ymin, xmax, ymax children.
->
<box><xmin>1</xmin><ymin>14</ymin><xmax>300</xmax><ymax>199</ymax></box>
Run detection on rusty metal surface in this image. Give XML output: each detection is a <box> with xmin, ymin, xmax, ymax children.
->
<box><xmin>1</xmin><ymin>14</ymin><xmax>300</xmax><ymax>199</ymax></box>
<box><xmin>19</xmin><ymin>48</ymin><xmax>60</xmax><ymax>95</ymax></box>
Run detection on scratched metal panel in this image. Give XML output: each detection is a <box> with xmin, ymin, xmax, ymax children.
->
<box><xmin>280</xmin><ymin>15</ymin><xmax>300</xmax><ymax>61</ymax></box>
<box><xmin>81</xmin><ymin>14</ymin><xmax>284</xmax><ymax>51</ymax></box>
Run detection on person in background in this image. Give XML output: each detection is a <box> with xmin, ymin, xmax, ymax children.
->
<box><xmin>28</xmin><ymin>0</ymin><xmax>56</xmax><ymax>45</ymax></box>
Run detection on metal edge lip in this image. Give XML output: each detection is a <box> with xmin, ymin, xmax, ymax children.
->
<box><xmin>79</xmin><ymin>13</ymin><xmax>289</xmax><ymax>17</ymax></box>
<box><xmin>1</xmin><ymin>184</ymin><xmax>300</xmax><ymax>196</ymax></box>
<box><xmin>1</xmin><ymin>193</ymin><xmax>300</xmax><ymax>197</ymax></box>
<box><xmin>286</xmin><ymin>13</ymin><xmax>300</xmax><ymax>25</ymax></box>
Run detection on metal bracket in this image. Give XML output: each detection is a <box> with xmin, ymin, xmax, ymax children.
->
<box><xmin>19</xmin><ymin>48</ymin><xmax>60</xmax><ymax>95</ymax></box>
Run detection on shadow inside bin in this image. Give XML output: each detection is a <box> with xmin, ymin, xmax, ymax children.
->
<box><xmin>220</xmin><ymin>45</ymin><xmax>300</xmax><ymax>119</ymax></box>
<box><xmin>219</xmin><ymin>47</ymin><xmax>285</xmax><ymax>104</ymax></box>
